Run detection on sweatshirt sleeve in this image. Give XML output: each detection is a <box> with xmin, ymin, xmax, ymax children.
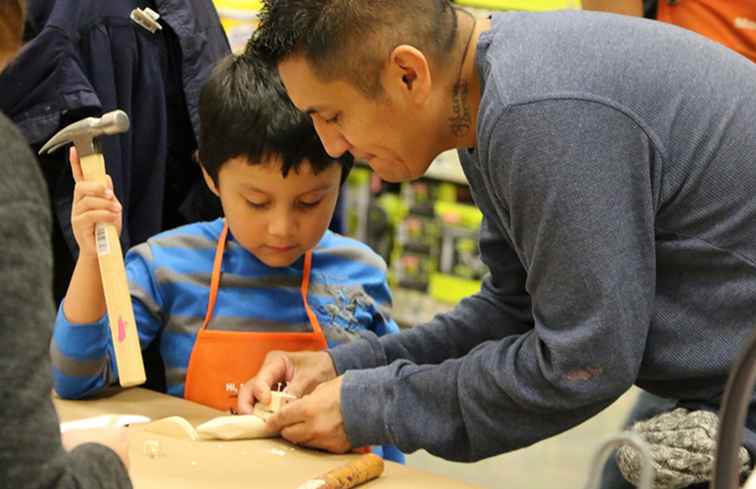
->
<box><xmin>335</xmin><ymin>99</ymin><xmax>658</xmax><ymax>461</ymax></box>
<box><xmin>51</xmin><ymin>243</ymin><xmax>165</xmax><ymax>398</ymax></box>
<box><xmin>0</xmin><ymin>115</ymin><xmax>131</xmax><ymax>488</ymax></box>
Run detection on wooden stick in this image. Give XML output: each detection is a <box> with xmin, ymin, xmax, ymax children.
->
<box><xmin>79</xmin><ymin>153</ymin><xmax>145</xmax><ymax>387</ymax></box>
<box><xmin>297</xmin><ymin>454</ymin><xmax>385</xmax><ymax>489</ymax></box>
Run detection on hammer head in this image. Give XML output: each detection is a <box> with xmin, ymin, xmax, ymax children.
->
<box><xmin>38</xmin><ymin>110</ymin><xmax>130</xmax><ymax>157</ymax></box>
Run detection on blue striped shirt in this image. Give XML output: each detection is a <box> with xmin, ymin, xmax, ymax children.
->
<box><xmin>51</xmin><ymin>218</ymin><xmax>399</xmax><ymax>399</ymax></box>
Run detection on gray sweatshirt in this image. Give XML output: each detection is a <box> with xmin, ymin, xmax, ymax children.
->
<box><xmin>330</xmin><ymin>11</ymin><xmax>756</xmax><ymax>462</ymax></box>
<box><xmin>0</xmin><ymin>113</ymin><xmax>132</xmax><ymax>488</ymax></box>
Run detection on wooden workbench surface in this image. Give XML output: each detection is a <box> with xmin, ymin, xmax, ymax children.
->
<box><xmin>55</xmin><ymin>388</ymin><xmax>478</xmax><ymax>489</ymax></box>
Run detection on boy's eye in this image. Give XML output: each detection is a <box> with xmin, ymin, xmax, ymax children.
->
<box><xmin>247</xmin><ymin>200</ymin><xmax>269</xmax><ymax>209</ymax></box>
<box><xmin>325</xmin><ymin>113</ymin><xmax>340</xmax><ymax>125</ymax></box>
<box><xmin>298</xmin><ymin>198</ymin><xmax>322</xmax><ymax>209</ymax></box>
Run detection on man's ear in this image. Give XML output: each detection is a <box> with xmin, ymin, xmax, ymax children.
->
<box><xmin>386</xmin><ymin>45</ymin><xmax>432</xmax><ymax>105</ymax></box>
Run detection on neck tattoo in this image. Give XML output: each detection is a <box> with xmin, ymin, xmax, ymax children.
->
<box><xmin>449</xmin><ymin>9</ymin><xmax>476</xmax><ymax>139</ymax></box>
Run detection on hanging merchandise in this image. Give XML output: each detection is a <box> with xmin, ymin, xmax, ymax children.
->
<box><xmin>214</xmin><ymin>0</ymin><xmax>262</xmax><ymax>52</ymax></box>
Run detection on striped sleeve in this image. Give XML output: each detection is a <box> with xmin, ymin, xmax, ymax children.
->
<box><xmin>50</xmin><ymin>242</ymin><xmax>165</xmax><ymax>398</ymax></box>
<box><xmin>314</xmin><ymin>233</ymin><xmax>400</xmax><ymax>342</ymax></box>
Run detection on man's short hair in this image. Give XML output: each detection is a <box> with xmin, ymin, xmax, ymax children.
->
<box><xmin>249</xmin><ymin>0</ymin><xmax>458</xmax><ymax>97</ymax></box>
<box><xmin>198</xmin><ymin>54</ymin><xmax>353</xmax><ymax>183</ymax></box>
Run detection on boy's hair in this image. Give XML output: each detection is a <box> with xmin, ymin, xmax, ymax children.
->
<box><xmin>249</xmin><ymin>0</ymin><xmax>458</xmax><ymax>98</ymax></box>
<box><xmin>0</xmin><ymin>0</ymin><xmax>25</xmax><ymax>59</ymax></box>
<box><xmin>198</xmin><ymin>54</ymin><xmax>353</xmax><ymax>183</ymax></box>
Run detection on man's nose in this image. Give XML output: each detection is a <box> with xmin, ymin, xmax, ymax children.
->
<box><xmin>313</xmin><ymin>119</ymin><xmax>351</xmax><ymax>158</ymax></box>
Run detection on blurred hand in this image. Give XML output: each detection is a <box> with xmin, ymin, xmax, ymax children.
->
<box><xmin>237</xmin><ymin>350</ymin><xmax>337</xmax><ymax>414</ymax></box>
<box><xmin>269</xmin><ymin>376</ymin><xmax>351</xmax><ymax>454</ymax></box>
<box><xmin>69</xmin><ymin>147</ymin><xmax>122</xmax><ymax>259</ymax></box>
<box><xmin>61</xmin><ymin>426</ymin><xmax>130</xmax><ymax>469</ymax></box>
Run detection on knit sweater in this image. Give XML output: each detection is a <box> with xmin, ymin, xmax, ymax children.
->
<box><xmin>0</xmin><ymin>112</ymin><xmax>131</xmax><ymax>488</ymax></box>
<box><xmin>331</xmin><ymin>11</ymin><xmax>756</xmax><ymax>462</ymax></box>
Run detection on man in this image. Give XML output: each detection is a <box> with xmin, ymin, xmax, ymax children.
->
<box><xmin>239</xmin><ymin>1</ymin><xmax>756</xmax><ymax>486</ymax></box>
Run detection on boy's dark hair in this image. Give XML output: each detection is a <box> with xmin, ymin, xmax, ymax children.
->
<box><xmin>249</xmin><ymin>0</ymin><xmax>458</xmax><ymax>98</ymax></box>
<box><xmin>198</xmin><ymin>54</ymin><xmax>353</xmax><ymax>183</ymax></box>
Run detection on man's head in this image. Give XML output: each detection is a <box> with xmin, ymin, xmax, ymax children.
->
<box><xmin>198</xmin><ymin>54</ymin><xmax>353</xmax><ymax>267</ymax></box>
<box><xmin>250</xmin><ymin>0</ymin><xmax>463</xmax><ymax>182</ymax></box>
<box><xmin>0</xmin><ymin>0</ymin><xmax>25</xmax><ymax>70</ymax></box>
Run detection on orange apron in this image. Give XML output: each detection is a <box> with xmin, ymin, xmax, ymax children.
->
<box><xmin>657</xmin><ymin>0</ymin><xmax>756</xmax><ymax>63</ymax></box>
<box><xmin>184</xmin><ymin>222</ymin><xmax>328</xmax><ymax>411</ymax></box>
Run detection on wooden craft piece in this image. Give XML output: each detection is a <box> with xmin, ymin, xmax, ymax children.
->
<box><xmin>196</xmin><ymin>414</ymin><xmax>276</xmax><ymax>440</ymax></box>
<box><xmin>142</xmin><ymin>416</ymin><xmax>199</xmax><ymax>440</ymax></box>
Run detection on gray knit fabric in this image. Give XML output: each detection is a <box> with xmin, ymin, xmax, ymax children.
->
<box><xmin>0</xmin><ymin>112</ymin><xmax>132</xmax><ymax>488</ymax></box>
<box><xmin>617</xmin><ymin>409</ymin><xmax>750</xmax><ymax>489</ymax></box>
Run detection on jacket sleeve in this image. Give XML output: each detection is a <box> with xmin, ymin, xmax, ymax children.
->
<box><xmin>0</xmin><ymin>115</ymin><xmax>132</xmax><ymax>488</ymax></box>
<box><xmin>333</xmin><ymin>100</ymin><xmax>657</xmax><ymax>461</ymax></box>
<box><xmin>51</xmin><ymin>243</ymin><xmax>165</xmax><ymax>398</ymax></box>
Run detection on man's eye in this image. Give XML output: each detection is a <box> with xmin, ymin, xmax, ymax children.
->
<box><xmin>325</xmin><ymin>113</ymin><xmax>340</xmax><ymax>124</ymax></box>
<box><xmin>247</xmin><ymin>201</ymin><xmax>268</xmax><ymax>209</ymax></box>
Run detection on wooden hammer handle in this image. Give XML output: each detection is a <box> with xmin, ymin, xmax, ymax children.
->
<box><xmin>79</xmin><ymin>153</ymin><xmax>146</xmax><ymax>387</ymax></box>
<box><xmin>320</xmin><ymin>453</ymin><xmax>384</xmax><ymax>489</ymax></box>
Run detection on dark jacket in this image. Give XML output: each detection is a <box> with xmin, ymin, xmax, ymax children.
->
<box><xmin>0</xmin><ymin>0</ymin><xmax>229</xmax><ymax>301</ymax></box>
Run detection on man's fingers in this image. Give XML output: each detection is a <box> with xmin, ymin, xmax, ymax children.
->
<box><xmin>279</xmin><ymin>421</ymin><xmax>312</xmax><ymax>446</ymax></box>
<box><xmin>267</xmin><ymin>398</ymin><xmax>309</xmax><ymax>433</ymax></box>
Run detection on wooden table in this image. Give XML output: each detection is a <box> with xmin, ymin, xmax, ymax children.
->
<box><xmin>55</xmin><ymin>388</ymin><xmax>478</xmax><ymax>489</ymax></box>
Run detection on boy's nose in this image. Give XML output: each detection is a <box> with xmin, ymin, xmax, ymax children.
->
<box><xmin>268</xmin><ymin>211</ymin><xmax>295</xmax><ymax>238</ymax></box>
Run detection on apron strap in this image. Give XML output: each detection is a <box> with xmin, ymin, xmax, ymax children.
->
<box><xmin>301</xmin><ymin>251</ymin><xmax>324</xmax><ymax>336</ymax></box>
<box><xmin>202</xmin><ymin>221</ymin><xmax>324</xmax><ymax>336</ymax></box>
<box><xmin>201</xmin><ymin>222</ymin><xmax>230</xmax><ymax>330</ymax></box>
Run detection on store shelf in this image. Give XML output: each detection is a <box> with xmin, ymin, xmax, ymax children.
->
<box><xmin>356</xmin><ymin>150</ymin><xmax>468</xmax><ymax>185</ymax></box>
<box><xmin>391</xmin><ymin>287</ymin><xmax>456</xmax><ymax>328</ymax></box>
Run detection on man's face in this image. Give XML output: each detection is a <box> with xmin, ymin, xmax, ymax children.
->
<box><xmin>278</xmin><ymin>55</ymin><xmax>436</xmax><ymax>183</ymax></box>
<box><xmin>209</xmin><ymin>157</ymin><xmax>341</xmax><ymax>268</ymax></box>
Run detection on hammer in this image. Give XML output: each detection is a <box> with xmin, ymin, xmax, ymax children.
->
<box><xmin>40</xmin><ymin>110</ymin><xmax>146</xmax><ymax>387</ymax></box>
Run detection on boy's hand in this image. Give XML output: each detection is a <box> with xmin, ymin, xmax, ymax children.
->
<box><xmin>268</xmin><ymin>376</ymin><xmax>351</xmax><ymax>453</ymax></box>
<box><xmin>237</xmin><ymin>350</ymin><xmax>337</xmax><ymax>415</ymax></box>
<box><xmin>69</xmin><ymin>147</ymin><xmax>122</xmax><ymax>259</ymax></box>
<box><xmin>61</xmin><ymin>426</ymin><xmax>130</xmax><ymax>469</ymax></box>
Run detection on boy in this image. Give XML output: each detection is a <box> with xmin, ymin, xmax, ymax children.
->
<box><xmin>51</xmin><ymin>54</ymin><xmax>402</xmax><ymax>461</ymax></box>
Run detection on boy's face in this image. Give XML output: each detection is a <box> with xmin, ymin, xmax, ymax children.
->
<box><xmin>205</xmin><ymin>157</ymin><xmax>341</xmax><ymax>268</ymax></box>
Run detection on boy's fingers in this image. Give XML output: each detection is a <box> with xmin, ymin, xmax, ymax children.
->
<box><xmin>237</xmin><ymin>379</ymin><xmax>259</xmax><ymax>415</ymax></box>
<box><xmin>69</xmin><ymin>147</ymin><xmax>83</xmax><ymax>183</ymax></box>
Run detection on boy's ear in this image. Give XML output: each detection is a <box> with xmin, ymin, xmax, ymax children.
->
<box><xmin>200</xmin><ymin>165</ymin><xmax>220</xmax><ymax>197</ymax></box>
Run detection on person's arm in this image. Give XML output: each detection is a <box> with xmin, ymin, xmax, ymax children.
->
<box><xmin>0</xmin><ymin>117</ymin><xmax>131</xmax><ymax>488</ymax></box>
<box><xmin>51</xmin><ymin>243</ymin><xmax>165</xmax><ymax>398</ymax></box>
<box><xmin>329</xmin><ymin>217</ymin><xmax>532</xmax><ymax>372</ymax></box>
<box><xmin>62</xmin><ymin>147</ymin><xmax>120</xmax><ymax>324</ymax></box>
<box><xmin>338</xmin><ymin>100</ymin><xmax>657</xmax><ymax>461</ymax></box>
<box><xmin>581</xmin><ymin>0</ymin><xmax>643</xmax><ymax>16</ymax></box>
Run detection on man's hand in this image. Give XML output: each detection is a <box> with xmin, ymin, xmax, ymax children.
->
<box><xmin>268</xmin><ymin>376</ymin><xmax>352</xmax><ymax>454</ymax></box>
<box><xmin>61</xmin><ymin>427</ymin><xmax>130</xmax><ymax>469</ymax></box>
<box><xmin>237</xmin><ymin>350</ymin><xmax>337</xmax><ymax>415</ymax></box>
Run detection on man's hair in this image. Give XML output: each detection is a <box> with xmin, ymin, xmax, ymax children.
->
<box><xmin>0</xmin><ymin>0</ymin><xmax>25</xmax><ymax>58</ymax></box>
<box><xmin>249</xmin><ymin>0</ymin><xmax>458</xmax><ymax>97</ymax></box>
<box><xmin>198</xmin><ymin>54</ymin><xmax>353</xmax><ymax>183</ymax></box>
